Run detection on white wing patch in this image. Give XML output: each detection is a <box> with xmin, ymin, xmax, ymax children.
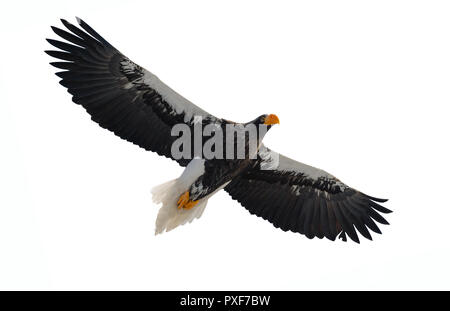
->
<box><xmin>120</xmin><ymin>59</ymin><xmax>212</xmax><ymax>123</ymax></box>
<box><xmin>259</xmin><ymin>144</ymin><xmax>347</xmax><ymax>192</ymax></box>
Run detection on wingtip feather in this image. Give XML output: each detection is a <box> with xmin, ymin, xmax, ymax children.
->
<box><xmin>365</xmin><ymin>194</ymin><xmax>389</xmax><ymax>203</ymax></box>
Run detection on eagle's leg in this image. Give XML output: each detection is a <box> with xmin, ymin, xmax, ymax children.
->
<box><xmin>177</xmin><ymin>191</ymin><xmax>199</xmax><ymax>210</ymax></box>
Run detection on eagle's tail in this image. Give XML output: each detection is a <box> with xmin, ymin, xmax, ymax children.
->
<box><xmin>152</xmin><ymin>180</ymin><xmax>209</xmax><ymax>235</ymax></box>
<box><xmin>151</xmin><ymin>158</ymin><xmax>209</xmax><ymax>235</ymax></box>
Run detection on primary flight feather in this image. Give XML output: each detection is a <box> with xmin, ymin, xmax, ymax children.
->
<box><xmin>46</xmin><ymin>17</ymin><xmax>391</xmax><ymax>243</ymax></box>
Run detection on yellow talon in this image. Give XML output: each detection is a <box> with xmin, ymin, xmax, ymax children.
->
<box><xmin>184</xmin><ymin>200</ymin><xmax>199</xmax><ymax>210</ymax></box>
<box><xmin>177</xmin><ymin>191</ymin><xmax>199</xmax><ymax>210</ymax></box>
<box><xmin>177</xmin><ymin>191</ymin><xmax>189</xmax><ymax>209</ymax></box>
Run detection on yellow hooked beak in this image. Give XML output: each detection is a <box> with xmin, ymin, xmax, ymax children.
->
<box><xmin>264</xmin><ymin>114</ymin><xmax>280</xmax><ymax>125</ymax></box>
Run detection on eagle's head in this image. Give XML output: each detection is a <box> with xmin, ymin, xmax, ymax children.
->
<box><xmin>252</xmin><ymin>114</ymin><xmax>280</xmax><ymax>128</ymax></box>
<box><xmin>247</xmin><ymin>114</ymin><xmax>280</xmax><ymax>140</ymax></box>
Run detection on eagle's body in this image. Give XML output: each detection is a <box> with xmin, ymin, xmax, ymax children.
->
<box><xmin>46</xmin><ymin>18</ymin><xmax>391</xmax><ymax>243</ymax></box>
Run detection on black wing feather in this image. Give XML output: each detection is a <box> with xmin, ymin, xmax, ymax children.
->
<box><xmin>225</xmin><ymin>146</ymin><xmax>391</xmax><ymax>243</ymax></box>
<box><xmin>46</xmin><ymin>18</ymin><xmax>218</xmax><ymax>167</ymax></box>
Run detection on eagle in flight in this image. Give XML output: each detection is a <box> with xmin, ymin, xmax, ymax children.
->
<box><xmin>46</xmin><ymin>18</ymin><xmax>391</xmax><ymax>243</ymax></box>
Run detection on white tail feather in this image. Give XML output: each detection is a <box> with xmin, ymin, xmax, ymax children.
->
<box><xmin>152</xmin><ymin>180</ymin><xmax>209</xmax><ymax>234</ymax></box>
<box><xmin>151</xmin><ymin>179</ymin><xmax>176</xmax><ymax>204</ymax></box>
<box><xmin>152</xmin><ymin>158</ymin><xmax>208</xmax><ymax>235</ymax></box>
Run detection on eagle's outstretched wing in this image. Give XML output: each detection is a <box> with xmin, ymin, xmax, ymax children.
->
<box><xmin>46</xmin><ymin>18</ymin><xmax>219</xmax><ymax>166</ymax></box>
<box><xmin>225</xmin><ymin>145</ymin><xmax>391</xmax><ymax>243</ymax></box>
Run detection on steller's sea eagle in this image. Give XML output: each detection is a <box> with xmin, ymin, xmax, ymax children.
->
<box><xmin>46</xmin><ymin>18</ymin><xmax>391</xmax><ymax>243</ymax></box>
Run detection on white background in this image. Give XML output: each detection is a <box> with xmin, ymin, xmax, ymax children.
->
<box><xmin>1</xmin><ymin>0</ymin><xmax>449</xmax><ymax>290</ymax></box>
